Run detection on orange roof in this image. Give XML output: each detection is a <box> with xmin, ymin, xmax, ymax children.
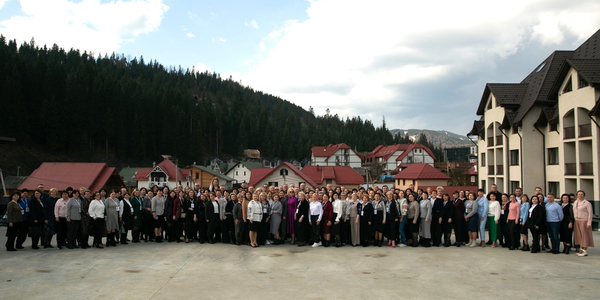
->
<box><xmin>248</xmin><ymin>162</ymin><xmax>318</xmax><ymax>188</ymax></box>
<box><xmin>311</xmin><ymin>143</ymin><xmax>352</xmax><ymax>158</ymax></box>
<box><xmin>19</xmin><ymin>162</ymin><xmax>124</xmax><ymax>191</ymax></box>
<box><xmin>393</xmin><ymin>163</ymin><xmax>450</xmax><ymax>180</ymax></box>
<box><xmin>365</xmin><ymin>144</ymin><xmax>436</xmax><ymax>162</ymax></box>
<box><xmin>301</xmin><ymin>166</ymin><xmax>364</xmax><ymax>185</ymax></box>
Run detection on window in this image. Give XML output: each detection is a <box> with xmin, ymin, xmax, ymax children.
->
<box><xmin>481</xmin><ymin>153</ymin><xmax>486</xmax><ymax>166</ymax></box>
<box><xmin>550</xmin><ymin>123</ymin><xmax>558</xmax><ymax>132</ymax></box>
<box><xmin>195</xmin><ymin>173</ymin><xmax>199</xmax><ymax>180</ymax></box>
<box><xmin>325</xmin><ymin>179</ymin><xmax>333</xmax><ymax>185</ymax></box>
<box><xmin>481</xmin><ymin>180</ymin><xmax>486</xmax><ymax>191</ymax></box>
<box><xmin>470</xmin><ymin>176</ymin><xmax>476</xmax><ymax>183</ymax></box>
<box><xmin>563</xmin><ymin>76</ymin><xmax>572</xmax><ymax>93</ymax></box>
<box><xmin>510</xmin><ymin>181</ymin><xmax>520</xmax><ymax>194</ymax></box>
<box><xmin>487</xmin><ymin>99</ymin><xmax>492</xmax><ymax>110</ymax></box>
<box><xmin>243</xmin><ymin>171</ymin><xmax>246</xmax><ymax>176</ymax></box>
<box><xmin>510</xmin><ymin>150</ymin><xmax>519</xmax><ymax>166</ymax></box>
<box><xmin>268</xmin><ymin>182</ymin><xmax>279</xmax><ymax>187</ymax></box>
<box><xmin>235</xmin><ymin>171</ymin><xmax>238</xmax><ymax>176</ymax></box>
<box><xmin>280</xmin><ymin>169</ymin><xmax>289</xmax><ymax>176</ymax></box>
<box><xmin>548</xmin><ymin>182</ymin><xmax>559</xmax><ymax>196</ymax></box>
<box><xmin>548</xmin><ymin>148</ymin><xmax>558</xmax><ymax>165</ymax></box>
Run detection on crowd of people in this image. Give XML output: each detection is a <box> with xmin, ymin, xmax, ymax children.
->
<box><xmin>4</xmin><ymin>180</ymin><xmax>595</xmax><ymax>257</ymax></box>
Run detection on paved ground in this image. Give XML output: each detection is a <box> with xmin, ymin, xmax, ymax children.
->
<box><xmin>1</xmin><ymin>228</ymin><xmax>599</xmax><ymax>300</ymax></box>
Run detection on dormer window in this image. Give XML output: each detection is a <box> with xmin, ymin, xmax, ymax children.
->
<box><xmin>280</xmin><ymin>169</ymin><xmax>288</xmax><ymax>176</ymax></box>
<box><xmin>579</xmin><ymin>75</ymin><xmax>589</xmax><ymax>89</ymax></box>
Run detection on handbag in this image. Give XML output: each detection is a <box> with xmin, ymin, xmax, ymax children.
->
<box><xmin>181</xmin><ymin>213</ymin><xmax>187</xmax><ymax>218</ymax></box>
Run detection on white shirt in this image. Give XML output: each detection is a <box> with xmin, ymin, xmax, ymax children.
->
<box><xmin>309</xmin><ymin>201</ymin><xmax>323</xmax><ymax>222</ymax></box>
<box><xmin>332</xmin><ymin>199</ymin><xmax>342</xmax><ymax>222</ymax></box>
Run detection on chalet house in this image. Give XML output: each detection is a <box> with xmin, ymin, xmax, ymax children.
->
<box><xmin>185</xmin><ymin>165</ymin><xmax>235</xmax><ymax>190</ymax></box>
<box><xmin>134</xmin><ymin>157</ymin><xmax>191</xmax><ymax>190</ymax></box>
<box><xmin>19</xmin><ymin>162</ymin><xmax>125</xmax><ymax>192</ymax></box>
<box><xmin>300</xmin><ymin>166</ymin><xmax>365</xmax><ymax>190</ymax></box>
<box><xmin>223</xmin><ymin>161</ymin><xmax>263</xmax><ymax>184</ymax></box>
<box><xmin>364</xmin><ymin>144</ymin><xmax>436</xmax><ymax>174</ymax></box>
<box><xmin>393</xmin><ymin>163</ymin><xmax>450</xmax><ymax>190</ymax></box>
<box><xmin>249</xmin><ymin>162</ymin><xmax>318</xmax><ymax>189</ymax></box>
<box><xmin>310</xmin><ymin>143</ymin><xmax>362</xmax><ymax>168</ymax></box>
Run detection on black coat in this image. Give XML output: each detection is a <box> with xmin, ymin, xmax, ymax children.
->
<box><xmin>432</xmin><ymin>198</ymin><xmax>444</xmax><ymax>220</ymax></box>
<box><xmin>205</xmin><ymin>201</ymin><xmax>219</xmax><ymax>222</ymax></box>
<box><xmin>296</xmin><ymin>200</ymin><xmax>309</xmax><ymax>223</ymax></box>
<box><xmin>442</xmin><ymin>201</ymin><xmax>454</xmax><ymax>222</ymax></box>
<box><xmin>528</xmin><ymin>204</ymin><xmax>545</xmax><ymax>229</ymax></box>
<box><xmin>194</xmin><ymin>200</ymin><xmax>206</xmax><ymax>220</ymax></box>
<box><xmin>361</xmin><ymin>202</ymin><xmax>374</xmax><ymax>224</ymax></box>
<box><xmin>28</xmin><ymin>198</ymin><xmax>45</xmax><ymax>225</ymax></box>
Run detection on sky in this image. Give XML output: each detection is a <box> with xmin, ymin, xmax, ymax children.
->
<box><xmin>1</xmin><ymin>0</ymin><xmax>600</xmax><ymax>136</ymax></box>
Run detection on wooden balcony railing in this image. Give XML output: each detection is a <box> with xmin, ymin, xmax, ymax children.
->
<box><xmin>564</xmin><ymin>126</ymin><xmax>575</xmax><ymax>139</ymax></box>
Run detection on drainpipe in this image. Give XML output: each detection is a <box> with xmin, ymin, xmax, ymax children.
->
<box><xmin>516</xmin><ymin>131</ymin><xmax>524</xmax><ymax>190</ymax></box>
<box><xmin>533</xmin><ymin>125</ymin><xmax>547</xmax><ymax>194</ymax></box>
<box><xmin>499</xmin><ymin>128</ymin><xmax>510</xmax><ymax>192</ymax></box>
<box><xmin>467</xmin><ymin>136</ymin><xmax>479</xmax><ymax>187</ymax></box>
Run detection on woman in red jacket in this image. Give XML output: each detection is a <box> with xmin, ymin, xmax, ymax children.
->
<box><xmin>321</xmin><ymin>194</ymin><xmax>333</xmax><ymax>247</ymax></box>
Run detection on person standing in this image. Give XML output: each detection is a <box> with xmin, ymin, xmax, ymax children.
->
<box><xmin>28</xmin><ymin>190</ymin><xmax>45</xmax><ymax>249</ymax></box>
<box><xmin>119</xmin><ymin>192</ymin><xmax>134</xmax><ymax>245</ymax></box>
<box><xmin>407</xmin><ymin>194</ymin><xmax>420</xmax><ymax>247</ymax></box>
<box><xmin>42</xmin><ymin>188</ymin><xmax>58</xmax><ymax>248</ymax></box>
<box><xmin>573</xmin><ymin>190</ymin><xmax>594</xmax><ymax>257</ymax></box>
<box><xmin>105</xmin><ymin>191</ymin><xmax>120</xmax><ymax>247</ymax></box>
<box><xmin>431</xmin><ymin>193</ymin><xmax>443</xmax><ymax>247</ymax></box>
<box><xmin>79</xmin><ymin>190</ymin><xmax>93</xmax><ymax>249</ymax></box>
<box><xmin>6</xmin><ymin>192</ymin><xmax>23</xmax><ymax>251</ymax></box>
<box><xmin>559</xmin><ymin>194</ymin><xmax>573</xmax><ymax>254</ymax></box>
<box><xmin>16</xmin><ymin>189</ymin><xmax>30</xmax><ymax>249</ymax></box>
<box><xmin>286</xmin><ymin>190</ymin><xmax>299</xmax><ymax>245</ymax></box>
<box><xmin>452</xmin><ymin>191</ymin><xmax>465</xmax><ymax>247</ymax></box>
<box><xmin>419</xmin><ymin>192</ymin><xmax>432</xmax><ymax>247</ymax></box>
<box><xmin>205</xmin><ymin>195</ymin><xmax>220</xmax><ymax>244</ymax></box>
<box><xmin>464</xmin><ymin>192</ymin><xmax>479</xmax><ymax>247</ymax></box>
<box><xmin>233</xmin><ymin>194</ymin><xmax>244</xmax><ymax>245</ymax></box>
<box><xmin>296</xmin><ymin>192</ymin><xmax>310</xmax><ymax>247</ymax></box>
<box><xmin>440</xmin><ymin>193</ymin><xmax>454</xmax><ymax>247</ymax></box>
<box><xmin>183</xmin><ymin>190</ymin><xmax>197</xmax><ymax>243</ymax></box>
<box><xmin>88</xmin><ymin>192</ymin><xmax>105</xmax><ymax>248</ymax></box>
<box><xmin>476</xmin><ymin>189</ymin><xmax>489</xmax><ymax>247</ymax></box>
<box><xmin>65</xmin><ymin>190</ymin><xmax>82</xmax><ymax>249</ymax></box>
<box><xmin>131</xmin><ymin>190</ymin><xmax>144</xmax><ymax>243</ymax></box>
<box><xmin>385</xmin><ymin>191</ymin><xmax>399</xmax><ymax>248</ymax></box>
<box><xmin>142</xmin><ymin>190</ymin><xmax>155</xmax><ymax>242</ymax></box>
<box><xmin>507</xmin><ymin>194</ymin><xmax>521</xmax><ymax>250</ymax></box>
<box><xmin>270</xmin><ymin>194</ymin><xmax>283</xmax><ymax>245</ymax></box>
<box><xmin>248</xmin><ymin>193</ymin><xmax>262</xmax><ymax>248</ymax></box>
<box><xmin>487</xmin><ymin>193</ymin><xmax>501</xmax><ymax>248</ymax></box>
<box><xmin>519</xmin><ymin>195</ymin><xmax>531</xmax><ymax>251</ymax></box>
<box><xmin>309</xmin><ymin>193</ymin><xmax>323</xmax><ymax>248</ymax></box>
<box><xmin>348</xmin><ymin>194</ymin><xmax>360</xmax><ymax>247</ymax></box>
<box><xmin>151</xmin><ymin>190</ymin><xmax>165</xmax><ymax>243</ymax></box>
<box><xmin>528</xmin><ymin>196</ymin><xmax>544</xmax><ymax>253</ymax></box>
<box><xmin>360</xmin><ymin>194</ymin><xmax>374</xmax><ymax>247</ymax></box>
<box><xmin>54</xmin><ymin>191</ymin><xmax>69</xmax><ymax>249</ymax></box>
<box><xmin>278</xmin><ymin>191</ymin><xmax>288</xmax><ymax>244</ymax></box>
<box><xmin>545</xmin><ymin>193</ymin><xmax>564</xmax><ymax>254</ymax></box>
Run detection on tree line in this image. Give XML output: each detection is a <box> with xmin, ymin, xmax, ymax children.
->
<box><xmin>0</xmin><ymin>37</ymin><xmax>442</xmax><ymax>166</ymax></box>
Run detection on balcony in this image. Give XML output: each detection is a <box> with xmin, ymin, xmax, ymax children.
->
<box><xmin>487</xmin><ymin>137</ymin><xmax>494</xmax><ymax>147</ymax></box>
<box><xmin>565</xmin><ymin>163</ymin><xmax>576</xmax><ymax>176</ymax></box>
<box><xmin>564</xmin><ymin>126</ymin><xmax>575</xmax><ymax>139</ymax></box>
<box><xmin>495</xmin><ymin>135</ymin><xmax>503</xmax><ymax>146</ymax></box>
<box><xmin>580</xmin><ymin>163</ymin><xmax>594</xmax><ymax>176</ymax></box>
<box><xmin>496</xmin><ymin>165</ymin><xmax>504</xmax><ymax>175</ymax></box>
<box><xmin>579</xmin><ymin>124</ymin><xmax>592</xmax><ymax>138</ymax></box>
<box><xmin>488</xmin><ymin>165</ymin><xmax>495</xmax><ymax>175</ymax></box>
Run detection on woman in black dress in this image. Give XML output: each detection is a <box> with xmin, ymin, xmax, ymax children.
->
<box><xmin>559</xmin><ymin>193</ymin><xmax>574</xmax><ymax>254</ymax></box>
<box><xmin>183</xmin><ymin>190</ymin><xmax>197</xmax><ymax>243</ymax></box>
<box><xmin>385</xmin><ymin>191</ymin><xmax>398</xmax><ymax>248</ymax></box>
<box><xmin>441</xmin><ymin>193</ymin><xmax>454</xmax><ymax>247</ymax></box>
<box><xmin>194</xmin><ymin>194</ymin><xmax>207</xmax><ymax>243</ymax></box>
<box><xmin>528</xmin><ymin>196</ymin><xmax>545</xmax><ymax>253</ymax></box>
<box><xmin>119</xmin><ymin>192</ymin><xmax>134</xmax><ymax>245</ymax></box>
<box><xmin>296</xmin><ymin>191</ymin><xmax>310</xmax><ymax>247</ymax></box>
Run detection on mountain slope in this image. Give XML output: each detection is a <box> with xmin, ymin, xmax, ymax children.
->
<box><xmin>390</xmin><ymin>129</ymin><xmax>475</xmax><ymax>148</ymax></box>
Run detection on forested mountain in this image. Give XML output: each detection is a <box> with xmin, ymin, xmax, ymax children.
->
<box><xmin>0</xmin><ymin>37</ymin><xmax>408</xmax><ymax>166</ymax></box>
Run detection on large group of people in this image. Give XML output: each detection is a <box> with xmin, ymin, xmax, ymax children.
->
<box><xmin>4</xmin><ymin>180</ymin><xmax>595</xmax><ymax>257</ymax></box>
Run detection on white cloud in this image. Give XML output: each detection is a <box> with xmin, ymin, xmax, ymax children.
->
<box><xmin>0</xmin><ymin>0</ymin><xmax>8</xmax><ymax>10</ymax></box>
<box><xmin>186</xmin><ymin>33</ymin><xmax>195</xmax><ymax>38</ymax></box>
<box><xmin>232</xmin><ymin>0</ymin><xmax>600</xmax><ymax>133</ymax></box>
<box><xmin>245</xmin><ymin>19</ymin><xmax>258</xmax><ymax>29</ymax></box>
<box><xmin>193</xmin><ymin>62</ymin><xmax>212</xmax><ymax>73</ymax></box>
<box><xmin>259</xmin><ymin>41</ymin><xmax>265</xmax><ymax>51</ymax></box>
<box><xmin>218</xmin><ymin>37</ymin><xmax>226</xmax><ymax>43</ymax></box>
<box><xmin>0</xmin><ymin>0</ymin><xmax>169</xmax><ymax>54</ymax></box>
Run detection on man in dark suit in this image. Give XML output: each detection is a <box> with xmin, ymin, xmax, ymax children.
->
<box><xmin>431</xmin><ymin>193</ymin><xmax>444</xmax><ymax>247</ymax></box>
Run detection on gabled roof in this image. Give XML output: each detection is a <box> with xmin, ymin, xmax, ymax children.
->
<box><xmin>392</xmin><ymin>163</ymin><xmax>450</xmax><ymax>180</ymax></box>
<box><xmin>248</xmin><ymin>162</ymin><xmax>318</xmax><ymax>188</ymax></box>
<box><xmin>311</xmin><ymin>143</ymin><xmax>353</xmax><ymax>159</ymax></box>
<box><xmin>4</xmin><ymin>176</ymin><xmax>28</xmax><ymax>190</ymax></box>
<box><xmin>549</xmin><ymin>58</ymin><xmax>600</xmax><ymax>99</ymax></box>
<box><xmin>187</xmin><ymin>165</ymin><xmax>235</xmax><ymax>181</ymax></box>
<box><xmin>300</xmin><ymin>166</ymin><xmax>365</xmax><ymax>185</ymax></box>
<box><xmin>395</xmin><ymin>144</ymin><xmax>436</xmax><ymax>161</ymax></box>
<box><xmin>467</xmin><ymin>120</ymin><xmax>485</xmax><ymax>138</ymax></box>
<box><xmin>501</xmin><ymin>111</ymin><xmax>519</xmax><ymax>129</ymax></box>
<box><xmin>19</xmin><ymin>162</ymin><xmax>125</xmax><ymax>191</ymax></box>
<box><xmin>119</xmin><ymin>167</ymin><xmax>141</xmax><ymax>183</ymax></box>
<box><xmin>366</xmin><ymin>144</ymin><xmax>435</xmax><ymax>162</ymax></box>
<box><xmin>223</xmin><ymin>161</ymin><xmax>263</xmax><ymax>175</ymax></box>
<box><xmin>134</xmin><ymin>159</ymin><xmax>190</xmax><ymax>182</ymax></box>
<box><xmin>534</xmin><ymin>105</ymin><xmax>559</xmax><ymax>127</ymax></box>
<box><xmin>476</xmin><ymin>83</ymin><xmax>528</xmax><ymax>115</ymax></box>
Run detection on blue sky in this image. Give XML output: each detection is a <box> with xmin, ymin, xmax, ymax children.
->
<box><xmin>1</xmin><ymin>0</ymin><xmax>600</xmax><ymax>136</ymax></box>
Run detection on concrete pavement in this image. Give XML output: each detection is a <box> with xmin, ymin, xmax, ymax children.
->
<box><xmin>1</xmin><ymin>228</ymin><xmax>599</xmax><ymax>299</ymax></box>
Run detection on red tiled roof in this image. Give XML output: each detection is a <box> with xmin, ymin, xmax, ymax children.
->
<box><xmin>311</xmin><ymin>143</ymin><xmax>351</xmax><ymax>158</ymax></box>
<box><xmin>393</xmin><ymin>163</ymin><xmax>450</xmax><ymax>180</ymax></box>
<box><xmin>19</xmin><ymin>162</ymin><xmax>124</xmax><ymax>191</ymax></box>
<box><xmin>134</xmin><ymin>159</ymin><xmax>190</xmax><ymax>182</ymax></box>
<box><xmin>467</xmin><ymin>166</ymin><xmax>478</xmax><ymax>175</ymax></box>
<box><xmin>395</xmin><ymin>144</ymin><xmax>436</xmax><ymax>161</ymax></box>
<box><xmin>301</xmin><ymin>166</ymin><xmax>364</xmax><ymax>185</ymax></box>
<box><xmin>248</xmin><ymin>162</ymin><xmax>318</xmax><ymax>188</ymax></box>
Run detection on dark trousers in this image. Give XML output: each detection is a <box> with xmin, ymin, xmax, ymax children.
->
<box><xmin>258</xmin><ymin>214</ymin><xmax>269</xmax><ymax>245</ymax></box>
<box><xmin>67</xmin><ymin>220</ymin><xmax>80</xmax><ymax>247</ymax></box>
<box><xmin>241</xmin><ymin>220</ymin><xmax>249</xmax><ymax>244</ymax></box>
<box><xmin>221</xmin><ymin>218</ymin><xmax>230</xmax><ymax>243</ymax></box>
<box><xmin>143</xmin><ymin>213</ymin><xmax>154</xmax><ymax>240</ymax></box>
<box><xmin>501</xmin><ymin>220</ymin><xmax>510</xmax><ymax>246</ymax></box>
<box><xmin>508</xmin><ymin>220</ymin><xmax>520</xmax><ymax>248</ymax></box>
<box><xmin>226</xmin><ymin>217</ymin><xmax>234</xmax><ymax>243</ymax></box>
<box><xmin>184</xmin><ymin>216</ymin><xmax>196</xmax><ymax>240</ymax></box>
<box><xmin>310</xmin><ymin>215</ymin><xmax>321</xmax><ymax>244</ymax></box>
<box><xmin>530</xmin><ymin>227</ymin><xmax>540</xmax><ymax>252</ymax></box>
<box><xmin>56</xmin><ymin>217</ymin><xmax>68</xmax><ymax>247</ymax></box>
<box><xmin>207</xmin><ymin>215</ymin><xmax>219</xmax><ymax>242</ymax></box>
<box><xmin>342</xmin><ymin>220</ymin><xmax>351</xmax><ymax>244</ymax></box>
<box><xmin>360</xmin><ymin>220</ymin><xmax>371</xmax><ymax>246</ymax></box>
<box><xmin>432</xmin><ymin>220</ymin><xmax>442</xmax><ymax>246</ymax></box>
<box><xmin>16</xmin><ymin>221</ymin><xmax>29</xmax><ymax>247</ymax></box>
<box><xmin>93</xmin><ymin>218</ymin><xmax>105</xmax><ymax>245</ymax></box>
<box><xmin>547</xmin><ymin>222</ymin><xmax>560</xmax><ymax>252</ymax></box>
<box><xmin>5</xmin><ymin>222</ymin><xmax>20</xmax><ymax>250</ymax></box>
<box><xmin>453</xmin><ymin>217</ymin><xmax>465</xmax><ymax>244</ymax></box>
<box><xmin>197</xmin><ymin>219</ymin><xmax>207</xmax><ymax>242</ymax></box>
